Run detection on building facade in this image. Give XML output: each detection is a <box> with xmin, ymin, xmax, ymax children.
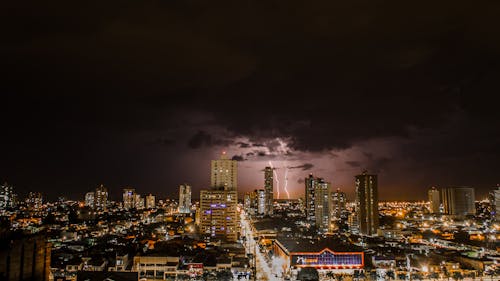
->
<box><xmin>94</xmin><ymin>185</ymin><xmax>108</xmax><ymax>211</ymax></box>
<box><xmin>145</xmin><ymin>194</ymin><xmax>155</xmax><ymax>209</ymax></box>
<box><xmin>428</xmin><ymin>187</ymin><xmax>440</xmax><ymax>214</ymax></box>
<box><xmin>0</xmin><ymin>183</ymin><xmax>16</xmax><ymax>210</ymax></box>
<box><xmin>315</xmin><ymin>180</ymin><xmax>331</xmax><ymax>233</ymax></box>
<box><xmin>178</xmin><ymin>184</ymin><xmax>192</xmax><ymax>214</ymax></box>
<box><xmin>355</xmin><ymin>171</ymin><xmax>379</xmax><ymax>236</ymax></box>
<box><xmin>123</xmin><ymin>188</ymin><xmax>136</xmax><ymax>209</ymax></box>
<box><xmin>210</xmin><ymin>153</ymin><xmax>237</xmax><ymax>190</ymax></box>
<box><xmin>305</xmin><ymin>174</ymin><xmax>316</xmax><ymax>223</ymax></box>
<box><xmin>264</xmin><ymin>166</ymin><xmax>274</xmax><ymax>215</ymax></box>
<box><xmin>199</xmin><ymin>189</ymin><xmax>239</xmax><ymax>242</ymax></box>
<box><xmin>85</xmin><ymin>192</ymin><xmax>95</xmax><ymax>209</ymax></box>
<box><xmin>441</xmin><ymin>187</ymin><xmax>475</xmax><ymax>216</ymax></box>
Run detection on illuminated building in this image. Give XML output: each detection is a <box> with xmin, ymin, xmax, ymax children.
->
<box><xmin>441</xmin><ymin>186</ymin><xmax>475</xmax><ymax>216</ymax></box>
<box><xmin>315</xmin><ymin>180</ymin><xmax>331</xmax><ymax>233</ymax></box>
<box><xmin>305</xmin><ymin>174</ymin><xmax>317</xmax><ymax>223</ymax></box>
<box><xmin>94</xmin><ymin>184</ymin><xmax>108</xmax><ymax>211</ymax></box>
<box><xmin>355</xmin><ymin>171</ymin><xmax>379</xmax><ymax>236</ymax></box>
<box><xmin>0</xmin><ymin>234</ymin><xmax>51</xmax><ymax>281</ymax></box>
<box><xmin>331</xmin><ymin>189</ymin><xmax>346</xmax><ymax>220</ymax></box>
<box><xmin>26</xmin><ymin>192</ymin><xmax>43</xmax><ymax>211</ymax></box>
<box><xmin>210</xmin><ymin>152</ymin><xmax>237</xmax><ymax>190</ymax></box>
<box><xmin>85</xmin><ymin>192</ymin><xmax>95</xmax><ymax>209</ymax></box>
<box><xmin>272</xmin><ymin>237</ymin><xmax>364</xmax><ymax>275</ymax></box>
<box><xmin>428</xmin><ymin>187</ymin><xmax>440</xmax><ymax>213</ymax></box>
<box><xmin>199</xmin><ymin>189</ymin><xmax>239</xmax><ymax>242</ymax></box>
<box><xmin>145</xmin><ymin>194</ymin><xmax>155</xmax><ymax>209</ymax></box>
<box><xmin>134</xmin><ymin>194</ymin><xmax>144</xmax><ymax>209</ymax></box>
<box><xmin>123</xmin><ymin>188</ymin><xmax>135</xmax><ymax>209</ymax></box>
<box><xmin>178</xmin><ymin>184</ymin><xmax>192</xmax><ymax>213</ymax></box>
<box><xmin>0</xmin><ymin>182</ymin><xmax>17</xmax><ymax>210</ymax></box>
<box><xmin>264</xmin><ymin>166</ymin><xmax>274</xmax><ymax>215</ymax></box>
<box><xmin>494</xmin><ymin>186</ymin><xmax>500</xmax><ymax>221</ymax></box>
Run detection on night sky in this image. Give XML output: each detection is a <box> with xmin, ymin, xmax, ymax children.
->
<box><xmin>1</xmin><ymin>0</ymin><xmax>500</xmax><ymax>201</ymax></box>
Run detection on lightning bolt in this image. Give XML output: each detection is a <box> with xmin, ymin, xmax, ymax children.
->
<box><xmin>284</xmin><ymin>165</ymin><xmax>290</xmax><ymax>199</ymax></box>
<box><xmin>268</xmin><ymin>161</ymin><xmax>280</xmax><ymax>199</ymax></box>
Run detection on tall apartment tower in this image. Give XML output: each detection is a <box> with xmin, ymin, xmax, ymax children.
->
<box><xmin>179</xmin><ymin>184</ymin><xmax>192</xmax><ymax>214</ymax></box>
<box><xmin>493</xmin><ymin>186</ymin><xmax>500</xmax><ymax>221</ymax></box>
<box><xmin>428</xmin><ymin>187</ymin><xmax>441</xmax><ymax>213</ymax></box>
<box><xmin>26</xmin><ymin>192</ymin><xmax>43</xmax><ymax>211</ymax></box>
<box><xmin>305</xmin><ymin>174</ymin><xmax>317</xmax><ymax>222</ymax></box>
<box><xmin>315</xmin><ymin>179</ymin><xmax>331</xmax><ymax>233</ymax></box>
<box><xmin>210</xmin><ymin>152</ymin><xmax>237</xmax><ymax>190</ymax></box>
<box><xmin>200</xmin><ymin>154</ymin><xmax>239</xmax><ymax>242</ymax></box>
<box><xmin>94</xmin><ymin>185</ymin><xmax>108</xmax><ymax>211</ymax></box>
<box><xmin>331</xmin><ymin>188</ymin><xmax>347</xmax><ymax>221</ymax></box>
<box><xmin>123</xmin><ymin>188</ymin><xmax>136</xmax><ymax>209</ymax></box>
<box><xmin>85</xmin><ymin>192</ymin><xmax>95</xmax><ymax>209</ymax></box>
<box><xmin>441</xmin><ymin>187</ymin><xmax>475</xmax><ymax>216</ymax></box>
<box><xmin>0</xmin><ymin>182</ymin><xmax>17</xmax><ymax>210</ymax></box>
<box><xmin>264</xmin><ymin>167</ymin><xmax>274</xmax><ymax>215</ymax></box>
<box><xmin>355</xmin><ymin>171</ymin><xmax>379</xmax><ymax>236</ymax></box>
<box><xmin>145</xmin><ymin>194</ymin><xmax>155</xmax><ymax>209</ymax></box>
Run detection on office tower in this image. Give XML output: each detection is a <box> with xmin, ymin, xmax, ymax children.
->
<box><xmin>0</xmin><ymin>182</ymin><xmax>17</xmax><ymax>210</ymax></box>
<box><xmin>0</xmin><ymin>233</ymin><xmax>51</xmax><ymax>281</ymax></box>
<box><xmin>264</xmin><ymin>166</ymin><xmax>274</xmax><ymax>215</ymax></box>
<box><xmin>85</xmin><ymin>192</ymin><xmax>95</xmax><ymax>209</ymax></box>
<box><xmin>331</xmin><ymin>188</ymin><xmax>347</xmax><ymax>221</ymax></box>
<box><xmin>256</xmin><ymin>189</ymin><xmax>266</xmax><ymax>215</ymax></box>
<box><xmin>178</xmin><ymin>184</ymin><xmax>192</xmax><ymax>214</ymax></box>
<box><xmin>428</xmin><ymin>187</ymin><xmax>440</xmax><ymax>213</ymax></box>
<box><xmin>441</xmin><ymin>187</ymin><xmax>475</xmax><ymax>216</ymax></box>
<box><xmin>145</xmin><ymin>194</ymin><xmax>155</xmax><ymax>209</ymax></box>
<box><xmin>123</xmin><ymin>188</ymin><xmax>136</xmax><ymax>209</ymax></box>
<box><xmin>210</xmin><ymin>152</ymin><xmax>237</xmax><ymax>190</ymax></box>
<box><xmin>199</xmin><ymin>189</ymin><xmax>239</xmax><ymax>242</ymax></box>
<box><xmin>493</xmin><ymin>186</ymin><xmax>500</xmax><ymax>221</ymax></box>
<box><xmin>315</xmin><ymin>179</ymin><xmax>331</xmax><ymax>233</ymax></box>
<box><xmin>94</xmin><ymin>184</ymin><xmax>108</xmax><ymax>211</ymax></box>
<box><xmin>355</xmin><ymin>171</ymin><xmax>379</xmax><ymax>236</ymax></box>
<box><xmin>134</xmin><ymin>194</ymin><xmax>144</xmax><ymax>209</ymax></box>
<box><xmin>244</xmin><ymin>192</ymin><xmax>252</xmax><ymax>214</ymax></box>
<box><xmin>305</xmin><ymin>174</ymin><xmax>316</xmax><ymax>222</ymax></box>
<box><xmin>26</xmin><ymin>192</ymin><xmax>43</xmax><ymax>211</ymax></box>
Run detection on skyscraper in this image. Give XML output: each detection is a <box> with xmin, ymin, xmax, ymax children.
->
<box><xmin>210</xmin><ymin>152</ymin><xmax>237</xmax><ymax>190</ymax></box>
<box><xmin>0</xmin><ymin>182</ymin><xmax>17</xmax><ymax>210</ymax></box>
<box><xmin>315</xmin><ymin>179</ymin><xmax>331</xmax><ymax>233</ymax></box>
<box><xmin>134</xmin><ymin>194</ymin><xmax>144</xmax><ymax>209</ymax></box>
<box><xmin>178</xmin><ymin>184</ymin><xmax>192</xmax><ymax>214</ymax></box>
<box><xmin>305</xmin><ymin>174</ymin><xmax>316</xmax><ymax>223</ymax></box>
<box><xmin>355</xmin><ymin>171</ymin><xmax>379</xmax><ymax>236</ymax></box>
<box><xmin>85</xmin><ymin>192</ymin><xmax>95</xmax><ymax>209</ymax></box>
<box><xmin>264</xmin><ymin>167</ymin><xmax>274</xmax><ymax>215</ymax></box>
<box><xmin>123</xmin><ymin>188</ymin><xmax>136</xmax><ymax>209</ymax></box>
<box><xmin>441</xmin><ymin>187</ymin><xmax>475</xmax><ymax>216</ymax></box>
<box><xmin>331</xmin><ymin>188</ymin><xmax>347</xmax><ymax>221</ymax></box>
<box><xmin>199</xmin><ymin>189</ymin><xmax>239</xmax><ymax>242</ymax></box>
<box><xmin>428</xmin><ymin>187</ymin><xmax>440</xmax><ymax>214</ymax></box>
<box><xmin>95</xmin><ymin>184</ymin><xmax>108</xmax><ymax>211</ymax></box>
<box><xmin>493</xmin><ymin>186</ymin><xmax>500</xmax><ymax>221</ymax></box>
<box><xmin>256</xmin><ymin>189</ymin><xmax>266</xmax><ymax>215</ymax></box>
<box><xmin>145</xmin><ymin>194</ymin><xmax>155</xmax><ymax>209</ymax></box>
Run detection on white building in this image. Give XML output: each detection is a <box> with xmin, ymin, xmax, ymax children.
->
<box><xmin>179</xmin><ymin>184</ymin><xmax>192</xmax><ymax>213</ymax></box>
<box><xmin>210</xmin><ymin>152</ymin><xmax>237</xmax><ymax>190</ymax></box>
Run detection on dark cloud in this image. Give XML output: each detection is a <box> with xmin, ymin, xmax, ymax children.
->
<box><xmin>231</xmin><ymin>155</ymin><xmax>245</xmax><ymax>161</ymax></box>
<box><xmin>345</xmin><ymin>161</ymin><xmax>362</xmax><ymax>168</ymax></box>
<box><xmin>289</xmin><ymin>163</ymin><xmax>314</xmax><ymax>171</ymax></box>
<box><xmin>187</xmin><ymin>130</ymin><xmax>233</xmax><ymax>149</ymax></box>
<box><xmin>237</xmin><ymin>142</ymin><xmax>250</xmax><ymax>148</ymax></box>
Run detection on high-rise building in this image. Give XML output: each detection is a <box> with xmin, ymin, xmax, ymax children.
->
<box><xmin>123</xmin><ymin>188</ymin><xmax>136</xmax><ymax>209</ymax></box>
<box><xmin>210</xmin><ymin>152</ymin><xmax>237</xmax><ymax>190</ymax></box>
<box><xmin>85</xmin><ymin>192</ymin><xmax>95</xmax><ymax>209</ymax></box>
<box><xmin>95</xmin><ymin>185</ymin><xmax>108</xmax><ymax>211</ymax></box>
<box><xmin>305</xmin><ymin>174</ymin><xmax>317</xmax><ymax>223</ymax></box>
<box><xmin>0</xmin><ymin>234</ymin><xmax>51</xmax><ymax>281</ymax></box>
<box><xmin>256</xmin><ymin>189</ymin><xmax>266</xmax><ymax>215</ymax></box>
<box><xmin>264</xmin><ymin>167</ymin><xmax>274</xmax><ymax>215</ymax></box>
<box><xmin>199</xmin><ymin>189</ymin><xmax>239</xmax><ymax>242</ymax></box>
<box><xmin>145</xmin><ymin>194</ymin><xmax>155</xmax><ymax>209</ymax></box>
<box><xmin>331</xmin><ymin>188</ymin><xmax>347</xmax><ymax>221</ymax></box>
<box><xmin>355</xmin><ymin>171</ymin><xmax>379</xmax><ymax>236</ymax></box>
<box><xmin>26</xmin><ymin>192</ymin><xmax>43</xmax><ymax>211</ymax></box>
<box><xmin>493</xmin><ymin>186</ymin><xmax>500</xmax><ymax>221</ymax></box>
<box><xmin>178</xmin><ymin>184</ymin><xmax>192</xmax><ymax>214</ymax></box>
<box><xmin>315</xmin><ymin>180</ymin><xmax>331</xmax><ymax>233</ymax></box>
<box><xmin>428</xmin><ymin>187</ymin><xmax>440</xmax><ymax>214</ymax></box>
<box><xmin>441</xmin><ymin>187</ymin><xmax>475</xmax><ymax>216</ymax></box>
<box><xmin>134</xmin><ymin>194</ymin><xmax>144</xmax><ymax>209</ymax></box>
<box><xmin>0</xmin><ymin>182</ymin><xmax>17</xmax><ymax>210</ymax></box>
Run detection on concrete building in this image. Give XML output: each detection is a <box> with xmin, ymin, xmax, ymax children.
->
<box><xmin>199</xmin><ymin>189</ymin><xmax>239</xmax><ymax>242</ymax></box>
<box><xmin>178</xmin><ymin>184</ymin><xmax>192</xmax><ymax>214</ymax></box>
<box><xmin>84</xmin><ymin>192</ymin><xmax>95</xmax><ymax>209</ymax></box>
<box><xmin>305</xmin><ymin>174</ymin><xmax>317</xmax><ymax>223</ymax></box>
<box><xmin>428</xmin><ymin>187</ymin><xmax>440</xmax><ymax>214</ymax></box>
<box><xmin>145</xmin><ymin>194</ymin><xmax>155</xmax><ymax>209</ymax></box>
<box><xmin>123</xmin><ymin>188</ymin><xmax>135</xmax><ymax>209</ymax></box>
<box><xmin>331</xmin><ymin>188</ymin><xmax>347</xmax><ymax>227</ymax></box>
<box><xmin>441</xmin><ymin>186</ymin><xmax>475</xmax><ymax>216</ymax></box>
<box><xmin>0</xmin><ymin>234</ymin><xmax>51</xmax><ymax>281</ymax></box>
<box><xmin>210</xmin><ymin>152</ymin><xmax>237</xmax><ymax>190</ymax></box>
<box><xmin>315</xmin><ymin>180</ymin><xmax>331</xmax><ymax>233</ymax></box>
<box><xmin>26</xmin><ymin>192</ymin><xmax>43</xmax><ymax>211</ymax></box>
<box><xmin>0</xmin><ymin>182</ymin><xmax>16</xmax><ymax>210</ymax></box>
<box><xmin>264</xmin><ymin>166</ymin><xmax>274</xmax><ymax>215</ymax></box>
<box><xmin>134</xmin><ymin>194</ymin><xmax>144</xmax><ymax>209</ymax></box>
<box><xmin>355</xmin><ymin>171</ymin><xmax>379</xmax><ymax>236</ymax></box>
<box><xmin>493</xmin><ymin>186</ymin><xmax>500</xmax><ymax>221</ymax></box>
<box><xmin>94</xmin><ymin>184</ymin><xmax>108</xmax><ymax>211</ymax></box>
<box><xmin>257</xmin><ymin>189</ymin><xmax>266</xmax><ymax>215</ymax></box>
